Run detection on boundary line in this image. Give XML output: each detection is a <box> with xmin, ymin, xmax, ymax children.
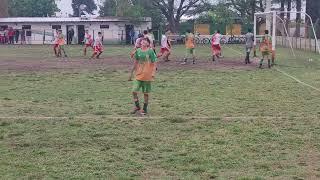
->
<box><xmin>0</xmin><ymin>115</ymin><xmax>318</xmax><ymax>120</ymax></box>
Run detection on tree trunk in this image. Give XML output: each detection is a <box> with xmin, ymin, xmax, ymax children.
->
<box><xmin>286</xmin><ymin>0</ymin><xmax>292</xmax><ymax>35</ymax></box>
<box><xmin>295</xmin><ymin>0</ymin><xmax>301</xmax><ymax>37</ymax></box>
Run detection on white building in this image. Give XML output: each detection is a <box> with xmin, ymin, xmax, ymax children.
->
<box><xmin>0</xmin><ymin>17</ymin><xmax>152</xmax><ymax>44</ymax></box>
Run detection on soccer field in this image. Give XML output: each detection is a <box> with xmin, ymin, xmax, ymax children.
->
<box><xmin>0</xmin><ymin>44</ymin><xmax>319</xmax><ymax>179</ymax></box>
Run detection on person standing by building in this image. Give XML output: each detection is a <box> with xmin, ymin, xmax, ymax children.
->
<box><xmin>14</xmin><ymin>29</ymin><xmax>20</xmax><ymax>44</ymax></box>
<box><xmin>68</xmin><ymin>28</ymin><xmax>74</xmax><ymax>44</ymax></box>
<box><xmin>21</xmin><ymin>29</ymin><xmax>26</xmax><ymax>44</ymax></box>
<box><xmin>8</xmin><ymin>27</ymin><xmax>14</xmax><ymax>44</ymax></box>
<box><xmin>129</xmin><ymin>29</ymin><xmax>135</xmax><ymax>45</ymax></box>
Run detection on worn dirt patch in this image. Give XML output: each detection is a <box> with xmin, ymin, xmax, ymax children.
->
<box><xmin>0</xmin><ymin>55</ymin><xmax>258</xmax><ymax>73</ymax></box>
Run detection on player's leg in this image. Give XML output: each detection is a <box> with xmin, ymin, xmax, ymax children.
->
<box><xmin>182</xmin><ymin>48</ymin><xmax>189</xmax><ymax>64</ymax></box>
<box><xmin>60</xmin><ymin>45</ymin><xmax>67</xmax><ymax>57</ymax></box>
<box><xmin>141</xmin><ymin>81</ymin><xmax>151</xmax><ymax>115</ymax></box>
<box><xmin>212</xmin><ymin>46</ymin><xmax>216</xmax><ymax>61</ymax></box>
<box><xmin>54</xmin><ymin>44</ymin><xmax>58</xmax><ymax>57</ymax></box>
<box><xmin>245</xmin><ymin>47</ymin><xmax>250</xmax><ymax>64</ymax></box>
<box><xmin>191</xmin><ymin>48</ymin><xmax>196</xmax><ymax>64</ymax></box>
<box><xmin>132</xmin><ymin>80</ymin><xmax>142</xmax><ymax>114</ymax></box>
<box><xmin>83</xmin><ymin>45</ymin><xmax>87</xmax><ymax>56</ymax></box>
<box><xmin>267</xmin><ymin>54</ymin><xmax>271</xmax><ymax>68</ymax></box>
<box><xmin>259</xmin><ymin>53</ymin><xmax>267</xmax><ymax>68</ymax></box>
<box><xmin>96</xmin><ymin>48</ymin><xmax>103</xmax><ymax>59</ymax></box>
<box><xmin>57</xmin><ymin>45</ymin><xmax>62</xmax><ymax>57</ymax></box>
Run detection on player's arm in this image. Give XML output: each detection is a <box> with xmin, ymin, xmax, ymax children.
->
<box><xmin>128</xmin><ymin>51</ymin><xmax>138</xmax><ymax>81</ymax></box>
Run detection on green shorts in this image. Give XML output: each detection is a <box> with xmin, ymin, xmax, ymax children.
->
<box><xmin>186</xmin><ymin>48</ymin><xmax>195</xmax><ymax>54</ymax></box>
<box><xmin>132</xmin><ymin>80</ymin><xmax>152</xmax><ymax>93</ymax></box>
<box><xmin>262</xmin><ymin>51</ymin><xmax>270</xmax><ymax>56</ymax></box>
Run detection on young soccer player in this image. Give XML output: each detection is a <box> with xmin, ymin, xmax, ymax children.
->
<box><xmin>135</xmin><ymin>33</ymin><xmax>144</xmax><ymax>49</ymax></box>
<box><xmin>91</xmin><ymin>32</ymin><xmax>103</xmax><ymax>59</ymax></box>
<box><xmin>158</xmin><ymin>29</ymin><xmax>172</xmax><ymax>62</ymax></box>
<box><xmin>182</xmin><ymin>29</ymin><xmax>196</xmax><ymax>64</ymax></box>
<box><xmin>57</xmin><ymin>30</ymin><xmax>68</xmax><ymax>58</ymax></box>
<box><xmin>211</xmin><ymin>30</ymin><xmax>222</xmax><ymax>61</ymax></box>
<box><xmin>259</xmin><ymin>30</ymin><xmax>272</xmax><ymax>68</ymax></box>
<box><xmin>245</xmin><ymin>28</ymin><xmax>254</xmax><ymax>64</ymax></box>
<box><xmin>83</xmin><ymin>30</ymin><xmax>93</xmax><ymax>56</ymax></box>
<box><xmin>131</xmin><ymin>38</ymin><xmax>157</xmax><ymax>115</ymax></box>
<box><xmin>53</xmin><ymin>29</ymin><xmax>59</xmax><ymax>57</ymax></box>
<box><xmin>143</xmin><ymin>30</ymin><xmax>154</xmax><ymax>49</ymax></box>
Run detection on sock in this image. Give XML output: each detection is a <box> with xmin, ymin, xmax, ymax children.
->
<box><xmin>246</xmin><ymin>52</ymin><xmax>250</xmax><ymax>63</ymax></box>
<box><xmin>134</xmin><ymin>100</ymin><xmax>140</xmax><ymax>110</ymax></box>
<box><xmin>143</xmin><ymin>103</ymin><xmax>148</xmax><ymax>113</ymax></box>
<box><xmin>259</xmin><ymin>59</ymin><xmax>263</xmax><ymax>68</ymax></box>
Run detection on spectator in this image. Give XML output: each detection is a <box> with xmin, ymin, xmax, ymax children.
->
<box><xmin>26</xmin><ymin>30</ymin><xmax>32</xmax><ymax>44</ymax></box>
<box><xmin>15</xmin><ymin>29</ymin><xmax>20</xmax><ymax>44</ymax></box>
<box><xmin>0</xmin><ymin>28</ymin><xmax>4</xmax><ymax>44</ymax></box>
<box><xmin>8</xmin><ymin>27</ymin><xmax>14</xmax><ymax>44</ymax></box>
<box><xmin>68</xmin><ymin>28</ymin><xmax>74</xmax><ymax>44</ymax></box>
<box><xmin>129</xmin><ymin>29</ymin><xmax>135</xmax><ymax>45</ymax></box>
<box><xmin>4</xmin><ymin>28</ymin><xmax>8</xmax><ymax>43</ymax></box>
<box><xmin>21</xmin><ymin>29</ymin><xmax>26</xmax><ymax>44</ymax></box>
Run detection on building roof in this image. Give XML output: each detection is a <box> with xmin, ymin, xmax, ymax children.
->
<box><xmin>0</xmin><ymin>17</ymin><xmax>151</xmax><ymax>23</ymax></box>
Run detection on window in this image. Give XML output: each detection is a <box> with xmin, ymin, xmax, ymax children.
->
<box><xmin>100</xmin><ymin>25</ymin><xmax>109</xmax><ymax>29</ymax></box>
<box><xmin>52</xmin><ymin>25</ymin><xmax>61</xmax><ymax>30</ymax></box>
<box><xmin>22</xmin><ymin>25</ymin><xmax>31</xmax><ymax>29</ymax></box>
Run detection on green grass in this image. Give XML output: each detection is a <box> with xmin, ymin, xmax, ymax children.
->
<box><xmin>0</xmin><ymin>45</ymin><xmax>320</xmax><ymax>179</ymax></box>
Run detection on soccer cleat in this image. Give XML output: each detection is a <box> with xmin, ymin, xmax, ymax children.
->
<box><xmin>212</xmin><ymin>56</ymin><xmax>215</xmax><ymax>62</ymax></box>
<box><xmin>139</xmin><ymin>110</ymin><xmax>147</xmax><ymax>116</ymax></box>
<box><xmin>131</xmin><ymin>107</ymin><xmax>140</xmax><ymax>114</ymax></box>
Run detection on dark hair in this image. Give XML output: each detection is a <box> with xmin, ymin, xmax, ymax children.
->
<box><xmin>187</xmin><ymin>29</ymin><xmax>191</xmax><ymax>33</ymax></box>
<box><xmin>143</xmin><ymin>30</ymin><xmax>148</xmax><ymax>35</ymax></box>
<box><xmin>58</xmin><ymin>29</ymin><xmax>62</xmax><ymax>32</ymax></box>
<box><xmin>217</xmin><ymin>30</ymin><xmax>220</xmax><ymax>33</ymax></box>
<box><xmin>248</xmin><ymin>28</ymin><xmax>252</xmax><ymax>33</ymax></box>
<box><xmin>98</xmin><ymin>32</ymin><xmax>102</xmax><ymax>35</ymax></box>
<box><xmin>138</xmin><ymin>33</ymin><xmax>144</xmax><ymax>38</ymax></box>
<box><xmin>265</xmin><ymin>30</ymin><xmax>269</xmax><ymax>34</ymax></box>
<box><xmin>142</xmin><ymin>37</ymin><xmax>150</xmax><ymax>44</ymax></box>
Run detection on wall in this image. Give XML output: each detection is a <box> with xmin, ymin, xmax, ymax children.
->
<box><xmin>0</xmin><ymin>21</ymin><xmax>151</xmax><ymax>44</ymax></box>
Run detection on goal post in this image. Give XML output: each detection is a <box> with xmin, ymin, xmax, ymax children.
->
<box><xmin>254</xmin><ymin>11</ymin><xmax>320</xmax><ymax>61</ymax></box>
<box><xmin>254</xmin><ymin>11</ymin><xmax>277</xmax><ymax>63</ymax></box>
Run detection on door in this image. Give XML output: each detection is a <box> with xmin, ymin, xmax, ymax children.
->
<box><xmin>125</xmin><ymin>25</ymin><xmax>134</xmax><ymax>44</ymax></box>
<box><xmin>77</xmin><ymin>25</ymin><xmax>85</xmax><ymax>44</ymax></box>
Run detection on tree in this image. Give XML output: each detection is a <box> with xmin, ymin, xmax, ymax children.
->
<box><xmin>8</xmin><ymin>0</ymin><xmax>59</xmax><ymax>17</ymax></box>
<box><xmin>0</xmin><ymin>0</ymin><xmax>8</xmax><ymax>17</ymax></box>
<box><xmin>227</xmin><ymin>0</ymin><xmax>265</xmax><ymax>21</ymax></box>
<box><xmin>151</xmin><ymin>0</ymin><xmax>209</xmax><ymax>32</ymax></box>
<box><xmin>99</xmin><ymin>0</ymin><xmax>165</xmax><ymax>29</ymax></box>
<box><xmin>72</xmin><ymin>0</ymin><xmax>97</xmax><ymax>17</ymax></box>
<box><xmin>99</xmin><ymin>0</ymin><xmax>116</xmax><ymax>16</ymax></box>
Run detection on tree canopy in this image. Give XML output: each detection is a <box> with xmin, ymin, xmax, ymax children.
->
<box><xmin>8</xmin><ymin>0</ymin><xmax>59</xmax><ymax>17</ymax></box>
